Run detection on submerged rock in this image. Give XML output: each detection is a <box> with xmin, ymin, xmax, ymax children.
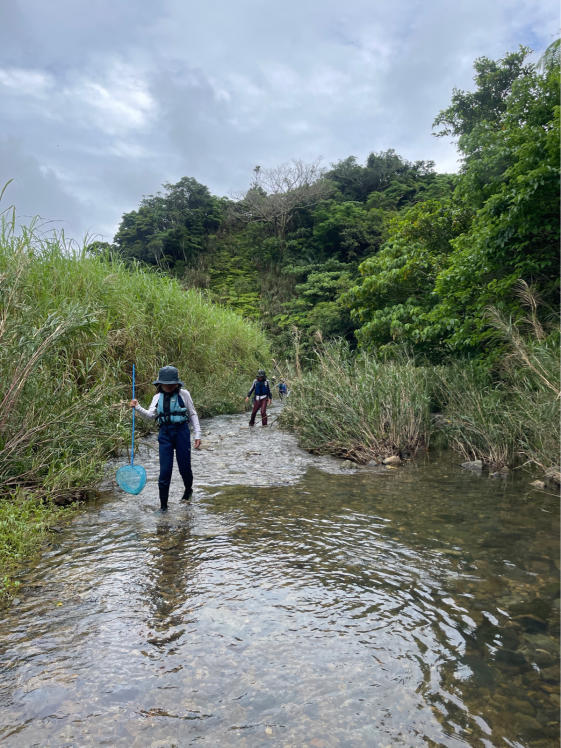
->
<box><xmin>490</xmin><ymin>466</ymin><xmax>510</xmax><ymax>477</ymax></box>
<box><xmin>512</xmin><ymin>614</ymin><xmax>548</xmax><ymax>633</ymax></box>
<box><xmin>383</xmin><ymin>455</ymin><xmax>402</xmax><ymax>466</ymax></box>
<box><xmin>461</xmin><ymin>459</ymin><xmax>483</xmax><ymax>472</ymax></box>
<box><xmin>530</xmin><ymin>480</ymin><xmax>546</xmax><ymax>490</ymax></box>
<box><xmin>544</xmin><ymin>467</ymin><xmax>560</xmax><ymax>486</ymax></box>
<box><xmin>539</xmin><ymin>665</ymin><xmax>559</xmax><ymax>683</ymax></box>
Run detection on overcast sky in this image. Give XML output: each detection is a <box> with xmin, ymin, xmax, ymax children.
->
<box><xmin>1</xmin><ymin>0</ymin><xmax>558</xmax><ymax>242</ymax></box>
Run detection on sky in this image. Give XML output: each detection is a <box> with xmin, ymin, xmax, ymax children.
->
<box><xmin>1</xmin><ymin>0</ymin><xmax>558</xmax><ymax>243</ymax></box>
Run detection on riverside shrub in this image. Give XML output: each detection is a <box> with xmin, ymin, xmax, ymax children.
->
<box><xmin>279</xmin><ymin>341</ymin><xmax>435</xmax><ymax>462</ymax></box>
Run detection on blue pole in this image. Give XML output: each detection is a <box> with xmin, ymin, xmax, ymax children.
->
<box><xmin>131</xmin><ymin>364</ymin><xmax>135</xmax><ymax>467</ymax></box>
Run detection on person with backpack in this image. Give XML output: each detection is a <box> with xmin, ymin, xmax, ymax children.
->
<box><xmin>245</xmin><ymin>369</ymin><xmax>272</xmax><ymax>426</ymax></box>
<box><xmin>131</xmin><ymin>365</ymin><xmax>201</xmax><ymax>511</ymax></box>
<box><xmin>278</xmin><ymin>378</ymin><xmax>288</xmax><ymax>399</ymax></box>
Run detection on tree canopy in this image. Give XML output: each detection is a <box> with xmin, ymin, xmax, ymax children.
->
<box><xmin>106</xmin><ymin>42</ymin><xmax>560</xmax><ymax>362</ymax></box>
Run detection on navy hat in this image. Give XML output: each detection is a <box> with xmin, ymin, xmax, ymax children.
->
<box><xmin>153</xmin><ymin>365</ymin><xmax>183</xmax><ymax>386</ymax></box>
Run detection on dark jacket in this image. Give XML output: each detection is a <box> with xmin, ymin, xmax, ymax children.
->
<box><xmin>247</xmin><ymin>378</ymin><xmax>272</xmax><ymax>400</ymax></box>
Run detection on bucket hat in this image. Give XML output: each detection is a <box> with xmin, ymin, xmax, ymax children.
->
<box><xmin>153</xmin><ymin>365</ymin><xmax>183</xmax><ymax>386</ymax></box>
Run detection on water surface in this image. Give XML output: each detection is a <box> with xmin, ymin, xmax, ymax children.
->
<box><xmin>1</xmin><ymin>405</ymin><xmax>559</xmax><ymax>746</ymax></box>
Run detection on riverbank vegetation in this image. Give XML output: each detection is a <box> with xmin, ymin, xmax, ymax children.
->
<box><xmin>107</xmin><ymin>44</ymin><xmax>559</xmax><ymax>365</ymax></box>
<box><xmin>280</xmin><ymin>290</ymin><xmax>560</xmax><ymax>471</ymax></box>
<box><xmin>279</xmin><ymin>342</ymin><xmax>434</xmax><ymax>463</ymax></box>
<box><xmin>107</xmin><ymin>41</ymin><xmax>559</xmax><ymax>475</ymax></box>
<box><xmin>0</xmin><ymin>218</ymin><xmax>270</xmax><ymax>595</ymax></box>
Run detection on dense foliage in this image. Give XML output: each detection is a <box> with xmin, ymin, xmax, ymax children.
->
<box><xmin>281</xmin><ymin>291</ymin><xmax>560</xmax><ymax>472</ymax></box>
<box><xmin>110</xmin><ymin>42</ymin><xmax>559</xmax><ymax>365</ymax></box>
<box><xmin>111</xmin><ymin>151</ymin><xmax>455</xmax><ymax>357</ymax></box>
<box><xmin>350</xmin><ymin>44</ymin><xmax>560</xmax><ymax>356</ymax></box>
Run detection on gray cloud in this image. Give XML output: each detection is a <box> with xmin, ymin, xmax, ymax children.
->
<box><xmin>1</xmin><ymin>0</ymin><xmax>558</xmax><ymax>241</ymax></box>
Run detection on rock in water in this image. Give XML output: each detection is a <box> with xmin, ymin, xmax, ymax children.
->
<box><xmin>383</xmin><ymin>455</ymin><xmax>402</xmax><ymax>466</ymax></box>
<box><xmin>461</xmin><ymin>459</ymin><xmax>483</xmax><ymax>472</ymax></box>
<box><xmin>544</xmin><ymin>467</ymin><xmax>560</xmax><ymax>486</ymax></box>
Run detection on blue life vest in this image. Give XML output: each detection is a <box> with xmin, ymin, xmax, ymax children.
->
<box><xmin>157</xmin><ymin>392</ymin><xmax>188</xmax><ymax>425</ymax></box>
<box><xmin>254</xmin><ymin>379</ymin><xmax>269</xmax><ymax>397</ymax></box>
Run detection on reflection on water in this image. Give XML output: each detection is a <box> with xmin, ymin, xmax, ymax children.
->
<box><xmin>0</xmin><ymin>405</ymin><xmax>559</xmax><ymax>746</ymax></box>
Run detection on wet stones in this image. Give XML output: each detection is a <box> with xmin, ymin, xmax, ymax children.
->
<box><xmin>461</xmin><ymin>459</ymin><xmax>483</xmax><ymax>472</ymax></box>
<box><xmin>512</xmin><ymin>614</ymin><xmax>548</xmax><ymax>634</ymax></box>
<box><xmin>383</xmin><ymin>455</ymin><xmax>402</xmax><ymax>466</ymax></box>
<box><xmin>533</xmin><ymin>648</ymin><xmax>557</xmax><ymax>668</ymax></box>
<box><xmin>495</xmin><ymin>647</ymin><xmax>530</xmax><ymax>670</ymax></box>
<box><xmin>544</xmin><ymin>467</ymin><xmax>560</xmax><ymax>487</ymax></box>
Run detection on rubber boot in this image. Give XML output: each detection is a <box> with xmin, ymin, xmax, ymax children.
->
<box><xmin>159</xmin><ymin>485</ymin><xmax>169</xmax><ymax>512</ymax></box>
<box><xmin>180</xmin><ymin>486</ymin><xmax>193</xmax><ymax>502</ymax></box>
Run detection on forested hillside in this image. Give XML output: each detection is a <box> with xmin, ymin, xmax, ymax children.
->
<box><xmin>105</xmin><ymin>43</ymin><xmax>559</xmax><ymax>363</ymax></box>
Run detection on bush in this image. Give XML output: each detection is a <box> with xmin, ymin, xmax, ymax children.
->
<box><xmin>279</xmin><ymin>341</ymin><xmax>435</xmax><ymax>462</ymax></box>
<box><xmin>437</xmin><ymin>288</ymin><xmax>560</xmax><ymax>469</ymax></box>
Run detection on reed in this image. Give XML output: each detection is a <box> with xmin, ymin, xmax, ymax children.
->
<box><xmin>281</xmin><ymin>287</ymin><xmax>559</xmax><ymax>473</ymax></box>
<box><xmin>279</xmin><ymin>341</ymin><xmax>434</xmax><ymax>462</ymax></box>
<box><xmin>437</xmin><ymin>288</ymin><xmax>560</xmax><ymax>469</ymax></box>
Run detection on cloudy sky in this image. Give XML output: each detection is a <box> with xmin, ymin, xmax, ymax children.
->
<box><xmin>1</xmin><ymin>0</ymin><xmax>558</xmax><ymax>242</ymax></box>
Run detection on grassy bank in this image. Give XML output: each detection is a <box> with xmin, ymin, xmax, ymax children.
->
<box><xmin>280</xmin><ymin>298</ymin><xmax>560</xmax><ymax>472</ymax></box>
<box><xmin>0</xmin><ymin>215</ymin><xmax>270</xmax><ymax>596</ymax></box>
<box><xmin>279</xmin><ymin>343</ymin><xmax>434</xmax><ymax>462</ymax></box>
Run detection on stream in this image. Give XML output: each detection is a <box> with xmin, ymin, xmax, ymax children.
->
<box><xmin>0</xmin><ymin>403</ymin><xmax>559</xmax><ymax>747</ymax></box>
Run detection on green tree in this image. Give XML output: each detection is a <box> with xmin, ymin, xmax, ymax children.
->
<box><xmin>349</xmin><ymin>43</ymin><xmax>560</xmax><ymax>357</ymax></box>
<box><xmin>311</xmin><ymin>201</ymin><xmax>386</xmax><ymax>262</ymax></box>
<box><xmin>347</xmin><ymin>199</ymin><xmax>472</xmax><ymax>354</ymax></box>
<box><xmin>431</xmin><ymin>41</ymin><xmax>560</xmax><ymax>351</ymax></box>
<box><xmin>114</xmin><ymin>177</ymin><xmax>222</xmax><ymax>273</ymax></box>
<box><xmin>326</xmin><ymin>150</ymin><xmax>438</xmax><ymax>204</ymax></box>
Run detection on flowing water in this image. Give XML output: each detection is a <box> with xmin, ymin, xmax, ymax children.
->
<box><xmin>1</xmin><ymin>405</ymin><xmax>559</xmax><ymax>747</ymax></box>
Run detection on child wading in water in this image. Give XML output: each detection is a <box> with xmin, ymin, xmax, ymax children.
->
<box><xmin>131</xmin><ymin>366</ymin><xmax>201</xmax><ymax>511</ymax></box>
<box><xmin>245</xmin><ymin>369</ymin><xmax>272</xmax><ymax>426</ymax></box>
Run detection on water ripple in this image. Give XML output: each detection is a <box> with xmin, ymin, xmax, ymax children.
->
<box><xmin>0</xmin><ymin>405</ymin><xmax>558</xmax><ymax>746</ymax></box>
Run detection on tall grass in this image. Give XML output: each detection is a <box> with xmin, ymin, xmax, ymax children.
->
<box><xmin>279</xmin><ymin>341</ymin><xmax>434</xmax><ymax>462</ymax></box>
<box><xmin>0</xmin><ymin>214</ymin><xmax>270</xmax><ymax>594</ymax></box>
<box><xmin>281</xmin><ymin>285</ymin><xmax>559</xmax><ymax>472</ymax></box>
<box><xmin>437</xmin><ymin>286</ymin><xmax>560</xmax><ymax>470</ymax></box>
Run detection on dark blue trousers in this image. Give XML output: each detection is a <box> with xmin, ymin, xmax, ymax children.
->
<box><xmin>157</xmin><ymin>422</ymin><xmax>193</xmax><ymax>494</ymax></box>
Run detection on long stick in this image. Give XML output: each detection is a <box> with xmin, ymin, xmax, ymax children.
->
<box><xmin>131</xmin><ymin>364</ymin><xmax>135</xmax><ymax>467</ymax></box>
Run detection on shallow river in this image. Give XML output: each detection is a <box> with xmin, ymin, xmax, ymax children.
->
<box><xmin>1</xmin><ymin>405</ymin><xmax>559</xmax><ymax>747</ymax></box>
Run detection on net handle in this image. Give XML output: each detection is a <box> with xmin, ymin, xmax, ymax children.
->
<box><xmin>131</xmin><ymin>364</ymin><xmax>135</xmax><ymax>466</ymax></box>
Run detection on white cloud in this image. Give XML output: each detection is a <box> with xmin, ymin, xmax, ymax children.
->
<box><xmin>73</xmin><ymin>73</ymin><xmax>155</xmax><ymax>136</ymax></box>
<box><xmin>0</xmin><ymin>0</ymin><xmax>558</xmax><ymax>241</ymax></box>
<box><xmin>0</xmin><ymin>67</ymin><xmax>53</xmax><ymax>96</ymax></box>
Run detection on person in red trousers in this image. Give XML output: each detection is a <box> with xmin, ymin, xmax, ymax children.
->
<box><xmin>245</xmin><ymin>369</ymin><xmax>272</xmax><ymax>426</ymax></box>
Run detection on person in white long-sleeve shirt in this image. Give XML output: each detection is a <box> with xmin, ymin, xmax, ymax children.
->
<box><xmin>131</xmin><ymin>365</ymin><xmax>201</xmax><ymax>511</ymax></box>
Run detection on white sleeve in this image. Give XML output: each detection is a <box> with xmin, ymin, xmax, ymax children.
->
<box><xmin>181</xmin><ymin>389</ymin><xmax>201</xmax><ymax>440</ymax></box>
<box><xmin>135</xmin><ymin>393</ymin><xmax>159</xmax><ymax>420</ymax></box>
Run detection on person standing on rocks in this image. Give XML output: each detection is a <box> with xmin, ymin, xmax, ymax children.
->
<box><xmin>245</xmin><ymin>369</ymin><xmax>272</xmax><ymax>427</ymax></box>
<box><xmin>131</xmin><ymin>365</ymin><xmax>201</xmax><ymax>511</ymax></box>
<box><xmin>278</xmin><ymin>378</ymin><xmax>288</xmax><ymax>399</ymax></box>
